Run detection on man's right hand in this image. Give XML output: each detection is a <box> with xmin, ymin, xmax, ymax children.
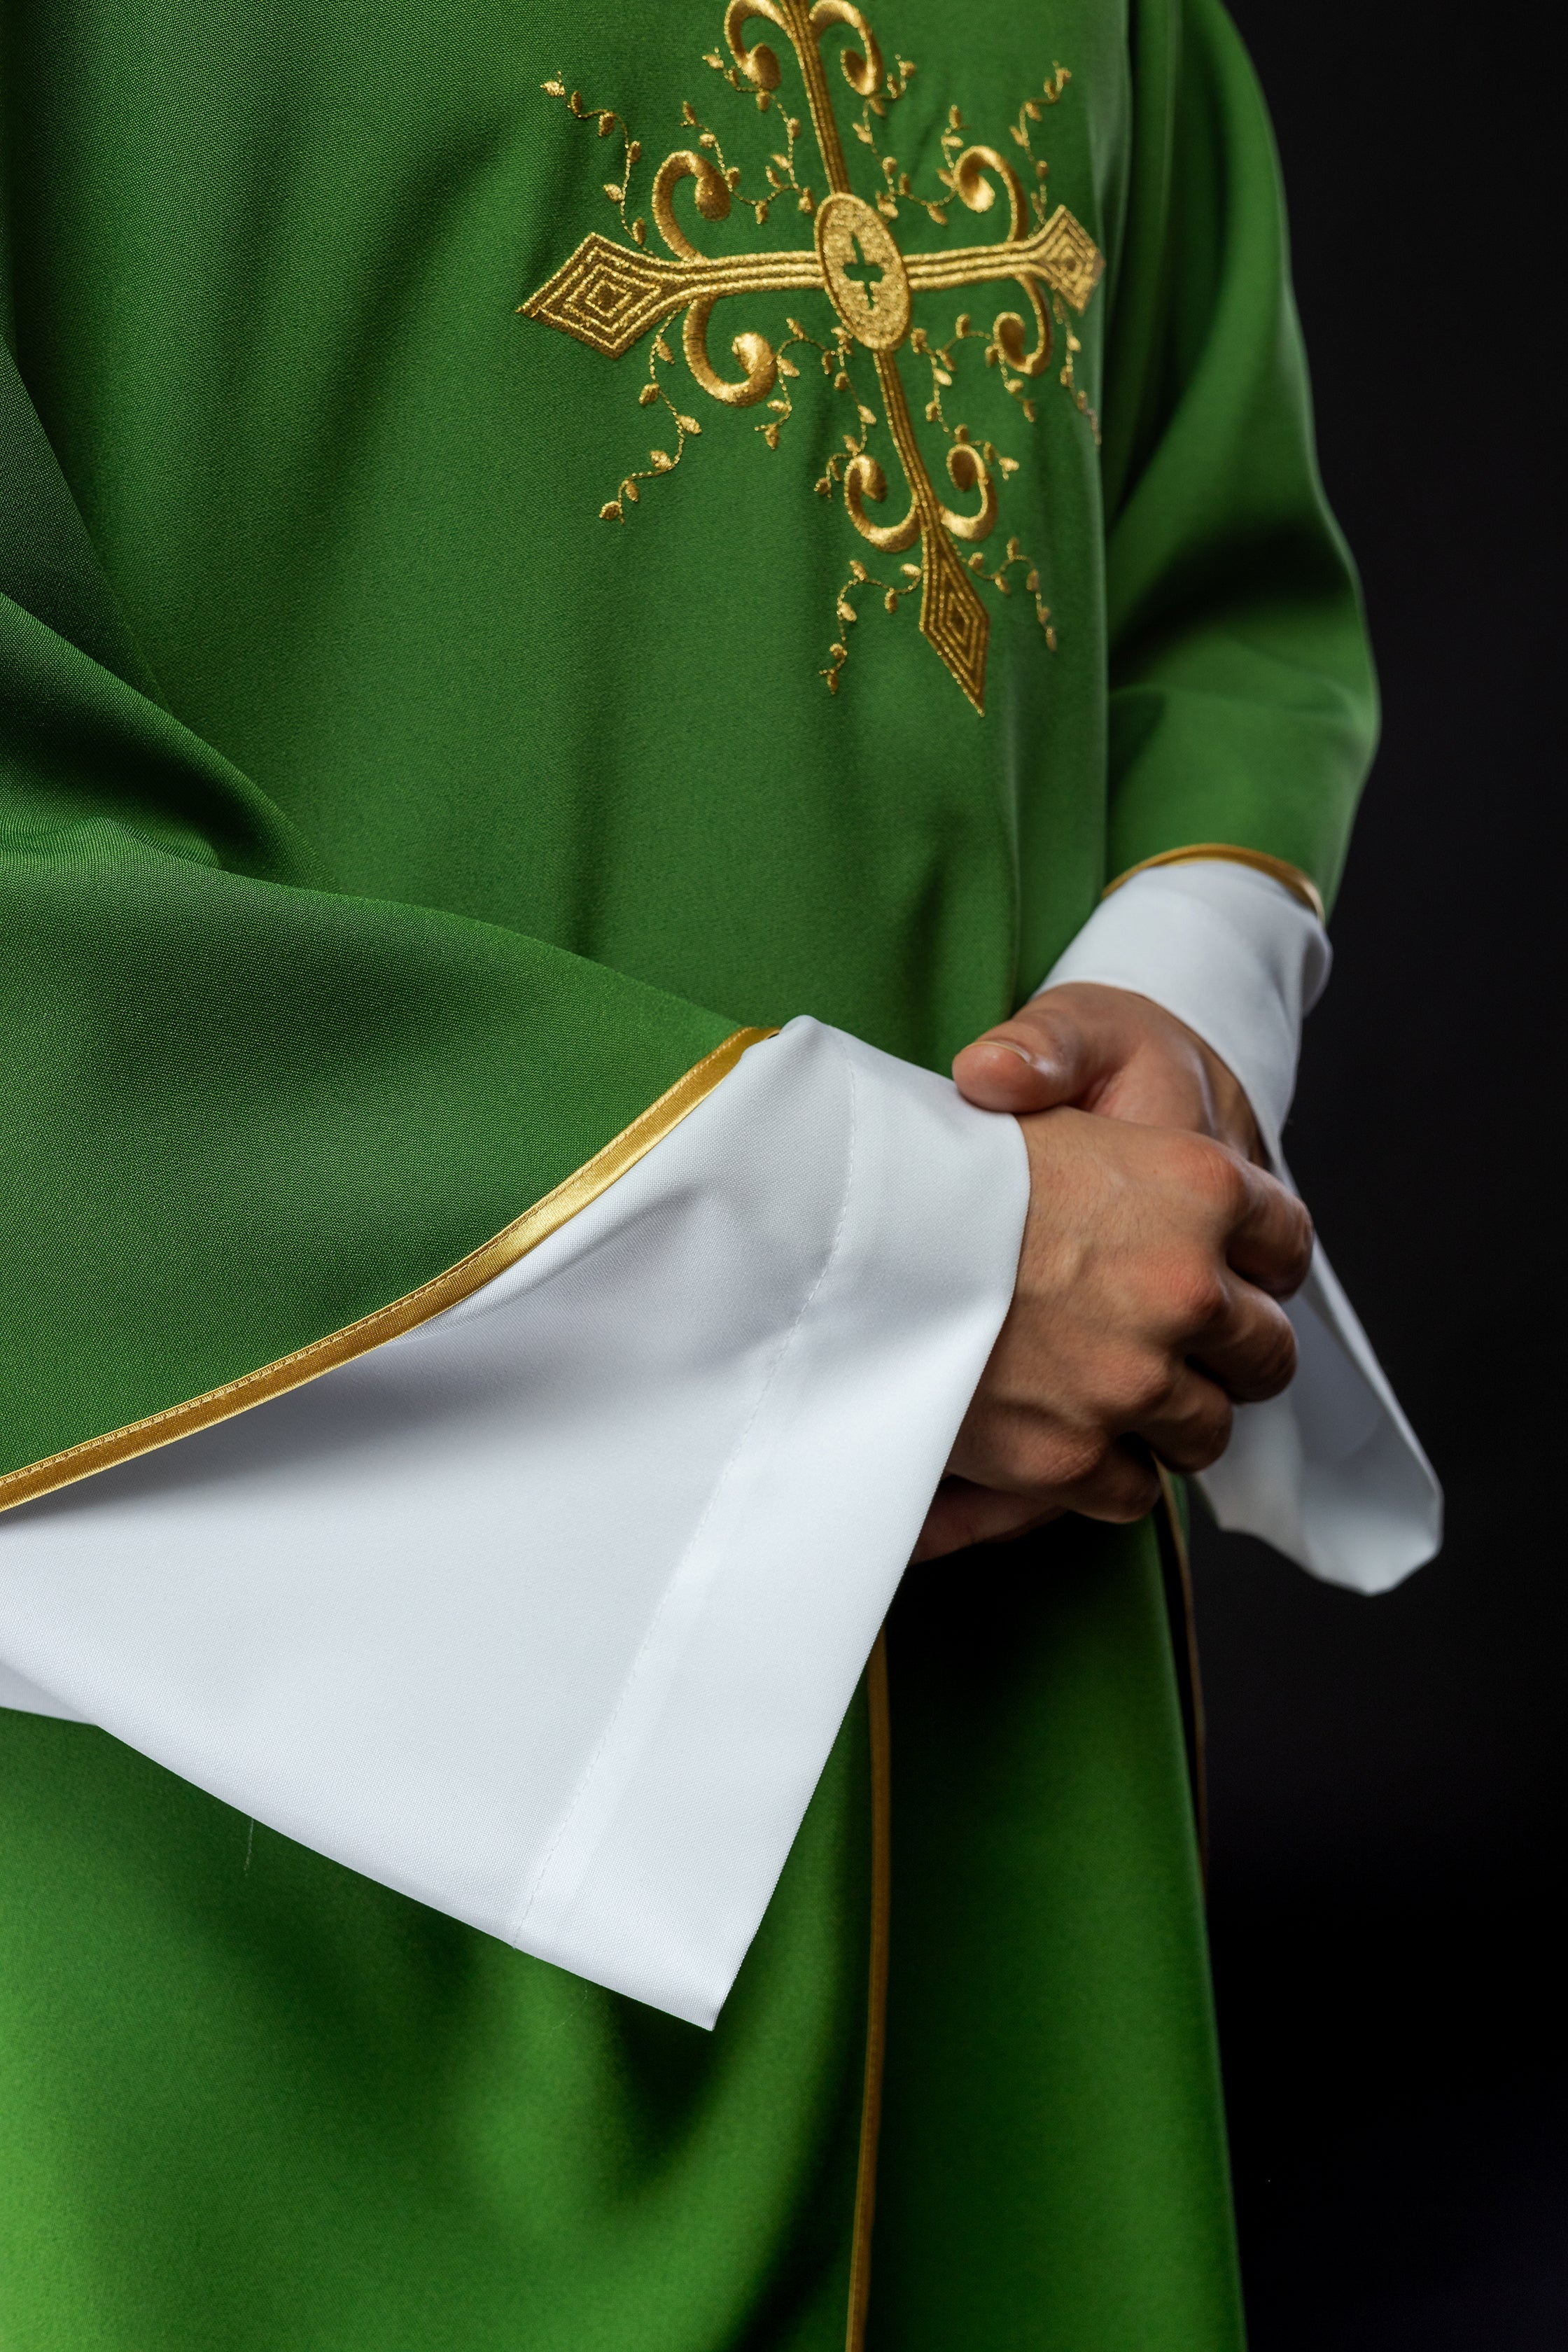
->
<box><xmin>915</xmin><ymin>1107</ymin><xmax>1313</xmax><ymax>1560</ymax></box>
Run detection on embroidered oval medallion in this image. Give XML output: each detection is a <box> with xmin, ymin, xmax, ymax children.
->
<box><xmin>813</xmin><ymin>194</ymin><xmax>911</xmax><ymax>353</ymax></box>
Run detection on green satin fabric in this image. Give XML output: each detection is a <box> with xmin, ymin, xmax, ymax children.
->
<box><xmin>0</xmin><ymin>0</ymin><xmax>1370</xmax><ymax>2340</ymax></box>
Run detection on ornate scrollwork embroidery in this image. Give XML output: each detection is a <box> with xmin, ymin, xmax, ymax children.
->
<box><xmin>523</xmin><ymin>13</ymin><xmax>1103</xmax><ymax>713</ymax></box>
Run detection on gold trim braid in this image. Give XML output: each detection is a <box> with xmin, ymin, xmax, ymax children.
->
<box><xmin>0</xmin><ymin>1027</ymin><xmax>776</xmax><ymax>1519</ymax></box>
<box><xmin>1102</xmin><ymin>843</ymin><xmax>1326</xmax><ymax>927</ymax></box>
<box><xmin>845</xmin><ymin>1625</ymin><xmax>892</xmax><ymax>2352</ymax></box>
<box><xmin>1154</xmin><ymin>1462</ymin><xmax>1209</xmax><ymax>1887</ymax></box>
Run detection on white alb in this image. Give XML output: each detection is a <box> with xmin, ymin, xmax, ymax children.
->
<box><xmin>0</xmin><ymin>860</ymin><xmax>1440</xmax><ymax>2023</ymax></box>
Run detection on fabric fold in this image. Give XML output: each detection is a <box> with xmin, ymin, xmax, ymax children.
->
<box><xmin>0</xmin><ymin>1018</ymin><xmax>1028</xmax><ymax>2025</ymax></box>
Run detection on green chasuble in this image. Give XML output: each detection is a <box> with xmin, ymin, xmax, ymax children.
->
<box><xmin>0</xmin><ymin>0</ymin><xmax>1372</xmax><ymax>2342</ymax></box>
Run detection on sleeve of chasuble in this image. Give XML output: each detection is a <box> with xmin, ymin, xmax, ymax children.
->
<box><xmin>1070</xmin><ymin>0</ymin><xmax>1439</xmax><ymax>1583</ymax></box>
<box><xmin>0</xmin><ymin>344</ymin><xmax>1028</xmax><ymax>2028</ymax></box>
<box><xmin>1101</xmin><ymin>0</ymin><xmax>1377</xmax><ymax>897</ymax></box>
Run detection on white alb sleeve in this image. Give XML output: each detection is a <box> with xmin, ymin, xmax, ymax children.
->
<box><xmin>1037</xmin><ymin>859</ymin><xmax>1441</xmax><ymax>1594</ymax></box>
<box><xmin>0</xmin><ymin>1018</ymin><xmax>1028</xmax><ymax>2027</ymax></box>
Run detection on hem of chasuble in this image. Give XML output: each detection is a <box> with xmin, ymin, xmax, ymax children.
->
<box><xmin>0</xmin><ymin>1028</ymin><xmax>774</xmax><ymax>1517</ymax></box>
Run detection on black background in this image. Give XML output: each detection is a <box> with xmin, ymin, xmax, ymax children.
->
<box><xmin>1195</xmin><ymin>6</ymin><xmax>1563</xmax><ymax>2344</ymax></box>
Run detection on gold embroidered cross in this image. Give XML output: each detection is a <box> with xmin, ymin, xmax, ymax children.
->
<box><xmin>522</xmin><ymin>1</ymin><xmax>1103</xmax><ymax>712</ymax></box>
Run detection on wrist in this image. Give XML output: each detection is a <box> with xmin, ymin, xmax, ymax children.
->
<box><xmin>1032</xmin><ymin>860</ymin><xmax>1331</xmax><ymax>1162</ymax></box>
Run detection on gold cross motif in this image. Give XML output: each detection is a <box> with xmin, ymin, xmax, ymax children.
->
<box><xmin>522</xmin><ymin>1</ymin><xmax>1104</xmax><ymax>713</ymax></box>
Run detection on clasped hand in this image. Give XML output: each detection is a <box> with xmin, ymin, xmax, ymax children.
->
<box><xmin>916</xmin><ymin>983</ymin><xmax>1312</xmax><ymax>1559</ymax></box>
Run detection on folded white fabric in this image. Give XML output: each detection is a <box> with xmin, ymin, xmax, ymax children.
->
<box><xmin>1037</xmin><ymin>859</ymin><xmax>1441</xmax><ymax>1591</ymax></box>
<box><xmin>0</xmin><ymin>1021</ymin><xmax>1027</xmax><ymax>2024</ymax></box>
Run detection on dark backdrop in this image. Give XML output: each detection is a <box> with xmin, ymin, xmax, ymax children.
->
<box><xmin>1194</xmin><ymin>6</ymin><xmax>1564</xmax><ymax>2344</ymax></box>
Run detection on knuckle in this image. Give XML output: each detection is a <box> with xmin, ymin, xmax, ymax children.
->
<box><xmin>983</xmin><ymin>1410</ymin><xmax>1109</xmax><ymax>1502</ymax></box>
<box><xmin>1165</xmin><ymin>1259</ymin><xmax>1228</xmax><ymax>1333</ymax></box>
<box><xmin>1218</xmin><ymin>1162</ymin><xmax>1251</xmax><ymax>1222</ymax></box>
<box><xmin>1184</xmin><ymin>1395</ymin><xmax>1234</xmax><ymax>1470</ymax></box>
<box><xmin>1010</xmin><ymin>1000</ymin><xmax>1074</xmax><ymax>1063</ymax></box>
<box><xmin>1044</xmin><ymin>1429</ymin><xmax>1109</xmax><ymax>1492</ymax></box>
<box><xmin>1254</xmin><ymin>1182</ymin><xmax>1312</xmax><ymax>1291</ymax></box>
<box><xmin>1146</xmin><ymin>1385</ymin><xmax>1232</xmax><ymax>1474</ymax></box>
<box><xmin>1183</xmin><ymin>1134</ymin><xmax>1244</xmax><ymax>1210</ymax></box>
<box><xmin>1253</xmin><ymin>1317</ymin><xmax>1299</xmax><ymax>1396</ymax></box>
<box><xmin>1284</xmin><ymin>1207</ymin><xmax>1315</xmax><ymax>1287</ymax></box>
<box><xmin>1226</xmin><ymin>1312</ymin><xmax>1297</xmax><ymax>1402</ymax></box>
<box><xmin>1091</xmin><ymin>1457</ymin><xmax>1162</xmax><ymax>1524</ymax></box>
<box><xmin>1023</xmin><ymin>999</ymin><xmax>1070</xmax><ymax>1042</ymax></box>
<box><xmin>1116</xmin><ymin>1353</ymin><xmax>1177</xmax><ymax>1422</ymax></box>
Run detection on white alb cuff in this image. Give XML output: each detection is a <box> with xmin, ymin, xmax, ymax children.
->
<box><xmin>0</xmin><ymin>1019</ymin><xmax>1027</xmax><ymax>2025</ymax></box>
<box><xmin>1035</xmin><ymin>860</ymin><xmax>1441</xmax><ymax>1593</ymax></box>
<box><xmin>1034</xmin><ymin>858</ymin><xmax>1330</xmax><ymax>1162</ymax></box>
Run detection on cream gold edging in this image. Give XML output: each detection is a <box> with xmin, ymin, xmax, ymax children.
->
<box><xmin>0</xmin><ymin>1026</ymin><xmax>776</xmax><ymax>1519</ymax></box>
<box><xmin>844</xmin><ymin>1625</ymin><xmax>892</xmax><ymax>2352</ymax></box>
<box><xmin>1102</xmin><ymin>843</ymin><xmax>1326</xmax><ymax>927</ymax></box>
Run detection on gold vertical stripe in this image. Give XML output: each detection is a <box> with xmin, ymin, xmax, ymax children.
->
<box><xmin>788</xmin><ymin>0</ymin><xmax>853</xmax><ymax>195</ymax></box>
<box><xmin>1102</xmin><ymin>842</ymin><xmax>1326</xmax><ymax>926</ymax></box>
<box><xmin>0</xmin><ymin>1026</ymin><xmax>776</xmax><ymax>1518</ymax></box>
<box><xmin>844</xmin><ymin>1625</ymin><xmax>892</xmax><ymax>2352</ymax></box>
<box><xmin>1155</xmin><ymin>1463</ymin><xmax>1210</xmax><ymax>1886</ymax></box>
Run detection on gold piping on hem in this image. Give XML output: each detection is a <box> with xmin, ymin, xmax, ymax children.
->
<box><xmin>845</xmin><ymin>1625</ymin><xmax>892</xmax><ymax>2352</ymax></box>
<box><xmin>1102</xmin><ymin>843</ymin><xmax>1326</xmax><ymax>927</ymax></box>
<box><xmin>0</xmin><ymin>1026</ymin><xmax>776</xmax><ymax>1519</ymax></box>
